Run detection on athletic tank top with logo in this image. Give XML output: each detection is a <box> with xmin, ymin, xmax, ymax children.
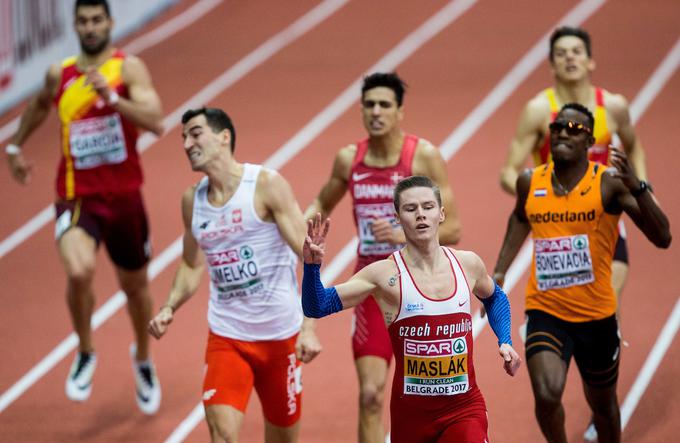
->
<box><xmin>349</xmin><ymin>134</ymin><xmax>418</xmax><ymax>271</ymax></box>
<box><xmin>535</xmin><ymin>87</ymin><xmax>612</xmax><ymax>166</ymax></box>
<box><xmin>54</xmin><ymin>50</ymin><xmax>141</xmax><ymax>199</ymax></box>
<box><xmin>525</xmin><ymin>162</ymin><xmax>619</xmax><ymax>322</ymax></box>
<box><xmin>192</xmin><ymin>164</ymin><xmax>302</xmax><ymax>341</ymax></box>
<box><xmin>388</xmin><ymin>247</ymin><xmax>482</xmax><ymax>419</ymax></box>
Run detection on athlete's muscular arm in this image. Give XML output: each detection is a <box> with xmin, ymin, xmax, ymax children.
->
<box><xmin>603</xmin><ymin>149</ymin><xmax>671</xmax><ymax>249</ymax></box>
<box><xmin>493</xmin><ymin>170</ymin><xmax>532</xmax><ymax>285</ymax></box>
<box><xmin>500</xmin><ymin>98</ymin><xmax>548</xmax><ymax>195</ymax></box>
<box><xmin>303</xmin><ymin>145</ymin><xmax>354</xmax><ymax>220</ymax></box>
<box><xmin>6</xmin><ymin>63</ymin><xmax>61</xmax><ymax>184</ymax></box>
<box><xmin>259</xmin><ymin>170</ymin><xmax>323</xmax><ymax>362</ymax></box>
<box><xmin>149</xmin><ymin>187</ymin><xmax>205</xmax><ymax>339</ymax></box>
<box><xmin>607</xmin><ymin>93</ymin><xmax>648</xmax><ymax>181</ymax></box>
<box><xmin>260</xmin><ymin>169</ymin><xmax>308</xmax><ymax>257</ymax></box>
<box><xmin>86</xmin><ymin>55</ymin><xmax>163</xmax><ymax>136</ymax></box>
<box><xmin>412</xmin><ymin>140</ymin><xmax>462</xmax><ymax>245</ymax></box>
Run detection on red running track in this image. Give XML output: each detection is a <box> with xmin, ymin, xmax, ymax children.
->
<box><xmin>0</xmin><ymin>0</ymin><xmax>679</xmax><ymax>441</ymax></box>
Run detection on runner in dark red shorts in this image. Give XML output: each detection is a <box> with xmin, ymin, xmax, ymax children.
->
<box><xmin>305</xmin><ymin>73</ymin><xmax>462</xmax><ymax>441</ymax></box>
<box><xmin>6</xmin><ymin>0</ymin><xmax>164</xmax><ymax>414</ymax></box>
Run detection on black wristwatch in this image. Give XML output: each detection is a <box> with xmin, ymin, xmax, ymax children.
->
<box><xmin>631</xmin><ymin>180</ymin><xmax>653</xmax><ymax>198</ymax></box>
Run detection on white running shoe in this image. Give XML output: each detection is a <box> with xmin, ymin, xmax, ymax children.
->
<box><xmin>583</xmin><ymin>422</ymin><xmax>598</xmax><ymax>442</ymax></box>
<box><xmin>65</xmin><ymin>352</ymin><xmax>97</xmax><ymax>402</ymax></box>
<box><xmin>130</xmin><ymin>344</ymin><xmax>161</xmax><ymax>415</ymax></box>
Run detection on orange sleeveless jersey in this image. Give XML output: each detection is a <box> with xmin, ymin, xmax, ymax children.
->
<box><xmin>525</xmin><ymin>161</ymin><xmax>619</xmax><ymax>322</ymax></box>
<box><xmin>534</xmin><ymin>87</ymin><xmax>612</xmax><ymax>166</ymax></box>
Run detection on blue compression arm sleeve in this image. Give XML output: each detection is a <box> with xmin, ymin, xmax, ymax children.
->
<box><xmin>302</xmin><ymin>263</ymin><xmax>344</xmax><ymax>318</ymax></box>
<box><xmin>480</xmin><ymin>283</ymin><xmax>512</xmax><ymax>346</ymax></box>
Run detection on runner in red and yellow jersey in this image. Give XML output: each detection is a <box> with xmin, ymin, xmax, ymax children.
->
<box><xmin>305</xmin><ymin>72</ymin><xmax>461</xmax><ymax>442</ymax></box>
<box><xmin>500</xmin><ymin>26</ymin><xmax>648</xmax><ymax>316</ymax></box>
<box><xmin>494</xmin><ymin>104</ymin><xmax>670</xmax><ymax>443</ymax></box>
<box><xmin>5</xmin><ymin>0</ymin><xmax>163</xmax><ymax>414</ymax></box>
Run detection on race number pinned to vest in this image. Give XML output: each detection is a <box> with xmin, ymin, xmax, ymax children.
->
<box><xmin>69</xmin><ymin>114</ymin><xmax>127</xmax><ymax>169</ymax></box>
<box><xmin>207</xmin><ymin>245</ymin><xmax>263</xmax><ymax>301</ymax></box>
<box><xmin>534</xmin><ymin>234</ymin><xmax>594</xmax><ymax>290</ymax></box>
<box><xmin>403</xmin><ymin>338</ymin><xmax>469</xmax><ymax>396</ymax></box>
<box><xmin>356</xmin><ymin>203</ymin><xmax>401</xmax><ymax>256</ymax></box>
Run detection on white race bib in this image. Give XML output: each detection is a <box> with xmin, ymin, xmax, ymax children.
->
<box><xmin>207</xmin><ymin>246</ymin><xmax>264</xmax><ymax>302</ymax></box>
<box><xmin>69</xmin><ymin>114</ymin><xmax>127</xmax><ymax>169</ymax></box>
<box><xmin>356</xmin><ymin>203</ymin><xmax>401</xmax><ymax>256</ymax></box>
<box><xmin>534</xmin><ymin>234</ymin><xmax>594</xmax><ymax>290</ymax></box>
<box><xmin>403</xmin><ymin>338</ymin><xmax>470</xmax><ymax>396</ymax></box>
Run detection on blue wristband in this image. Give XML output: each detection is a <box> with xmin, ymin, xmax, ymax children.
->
<box><xmin>480</xmin><ymin>283</ymin><xmax>512</xmax><ymax>346</ymax></box>
<box><xmin>302</xmin><ymin>263</ymin><xmax>343</xmax><ymax>318</ymax></box>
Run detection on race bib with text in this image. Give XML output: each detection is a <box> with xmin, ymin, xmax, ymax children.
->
<box><xmin>356</xmin><ymin>203</ymin><xmax>401</xmax><ymax>256</ymax></box>
<box><xmin>69</xmin><ymin>114</ymin><xmax>127</xmax><ymax>169</ymax></box>
<box><xmin>534</xmin><ymin>234</ymin><xmax>594</xmax><ymax>290</ymax></box>
<box><xmin>403</xmin><ymin>338</ymin><xmax>469</xmax><ymax>396</ymax></box>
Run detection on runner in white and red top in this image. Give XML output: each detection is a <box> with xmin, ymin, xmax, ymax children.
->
<box><xmin>305</xmin><ymin>72</ymin><xmax>462</xmax><ymax>441</ymax></box>
<box><xmin>150</xmin><ymin>107</ymin><xmax>321</xmax><ymax>442</ymax></box>
<box><xmin>302</xmin><ymin>175</ymin><xmax>520</xmax><ymax>442</ymax></box>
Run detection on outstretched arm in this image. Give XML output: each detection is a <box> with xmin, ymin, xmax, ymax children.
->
<box><xmin>302</xmin><ymin>214</ymin><xmax>379</xmax><ymax>318</ymax></box>
<box><xmin>148</xmin><ymin>187</ymin><xmax>204</xmax><ymax>339</ymax></box>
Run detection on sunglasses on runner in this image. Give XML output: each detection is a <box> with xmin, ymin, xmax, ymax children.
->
<box><xmin>549</xmin><ymin>120</ymin><xmax>592</xmax><ymax>136</ymax></box>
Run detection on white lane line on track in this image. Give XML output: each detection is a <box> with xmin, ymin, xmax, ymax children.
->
<box><xmin>163</xmin><ymin>0</ymin><xmax>610</xmax><ymax>440</ymax></box>
<box><xmin>0</xmin><ymin>0</ymin><xmax>223</xmax><ymax>143</ymax></box>
<box><xmin>621</xmin><ymin>297</ymin><xmax>680</xmax><ymax>430</ymax></box>
<box><xmin>0</xmin><ymin>0</ymin><xmax>350</xmax><ymax>260</ymax></box>
<box><xmin>0</xmin><ymin>0</ymin><xmax>349</xmax><ymax>414</ymax></box>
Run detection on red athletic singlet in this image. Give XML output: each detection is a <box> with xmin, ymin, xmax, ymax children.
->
<box><xmin>348</xmin><ymin>134</ymin><xmax>418</xmax><ymax>272</ymax></box>
<box><xmin>388</xmin><ymin>248</ymin><xmax>487</xmax><ymax>442</ymax></box>
<box><xmin>54</xmin><ymin>50</ymin><xmax>142</xmax><ymax>199</ymax></box>
<box><xmin>535</xmin><ymin>87</ymin><xmax>613</xmax><ymax>166</ymax></box>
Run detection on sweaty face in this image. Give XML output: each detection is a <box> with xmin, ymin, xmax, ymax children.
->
<box><xmin>396</xmin><ymin>187</ymin><xmax>444</xmax><ymax>241</ymax></box>
<box><xmin>75</xmin><ymin>6</ymin><xmax>112</xmax><ymax>56</ymax></box>
<box><xmin>550</xmin><ymin>36</ymin><xmax>594</xmax><ymax>83</ymax></box>
<box><xmin>549</xmin><ymin>108</ymin><xmax>593</xmax><ymax>162</ymax></box>
<box><xmin>182</xmin><ymin>115</ymin><xmax>229</xmax><ymax>171</ymax></box>
<box><xmin>361</xmin><ymin>87</ymin><xmax>403</xmax><ymax>137</ymax></box>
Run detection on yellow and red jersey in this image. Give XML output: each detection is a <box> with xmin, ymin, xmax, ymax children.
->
<box><xmin>525</xmin><ymin>161</ymin><xmax>619</xmax><ymax>322</ymax></box>
<box><xmin>534</xmin><ymin>87</ymin><xmax>612</xmax><ymax>166</ymax></box>
<box><xmin>54</xmin><ymin>50</ymin><xmax>142</xmax><ymax>199</ymax></box>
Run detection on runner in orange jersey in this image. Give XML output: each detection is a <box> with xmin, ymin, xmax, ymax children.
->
<box><xmin>498</xmin><ymin>28</ymin><xmax>650</xmax><ymax>438</ymax></box>
<box><xmin>5</xmin><ymin>0</ymin><xmax>163</xmax><ymax>414</ymax></box>
<box><xmin>500</xmin><ymin>26</ymin><xmax>647</xmax><ymax>319</ymax></box>
<box><xmin>494</xmin><ymin>103</ymin><xmax>670</xmax><ymax>443</ymax></box>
